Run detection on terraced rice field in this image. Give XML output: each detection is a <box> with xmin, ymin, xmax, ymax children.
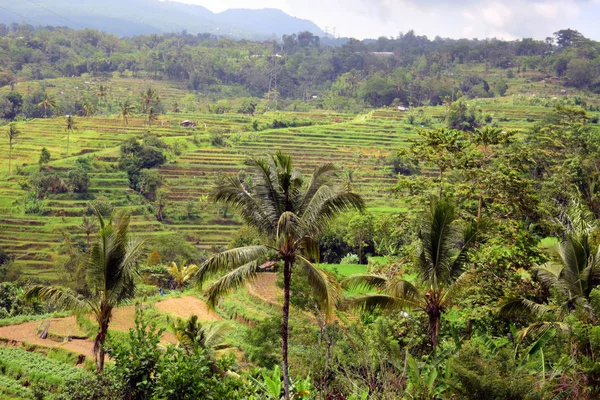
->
<box><xmin>0</xmin><ymin>100</ymin><xmax>571</xmax><ymax>280</ymax></box>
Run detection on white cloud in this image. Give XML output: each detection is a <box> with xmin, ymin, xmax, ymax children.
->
<box><xmin>481</xmin><ymin>2</ymin><xmax>512</xmax><ymax>28</ymax></box>
<box><xmin>176</xmin><ymin>0</ymin><xmax>600</xmax><ymax>40</ymax></box>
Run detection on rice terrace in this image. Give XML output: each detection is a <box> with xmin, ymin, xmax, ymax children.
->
<box><xmin>2</xmin><ymin>1</ymin><xmax>600</xmax><ymax>398</ymax></box>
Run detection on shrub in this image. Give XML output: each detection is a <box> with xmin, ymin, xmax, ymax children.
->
<box><xmin>341</xmin><ymin>253</ymin><xmax>360</xmax><ymax>264</ymax></box>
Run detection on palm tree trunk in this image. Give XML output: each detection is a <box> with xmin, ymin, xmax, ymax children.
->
<box><xmin>66</xmin><ymin>130</ymin><xmax>70</xmax><ymax>159</ymax></box>
<box><xmin>95</xmin><ymin>318</ymin><xmax>109</xmax><ymax>372</ymax></box>
<box><xmin>428</xmin><ymin>309</ymin><xmax>441</xmax><ymax>350</ymax></box>
<box><xmin>438</xmin><ymin>168</ymin><xmax>444</xmax><ymax>199</ymax></box>
<box><xmin>8</xmin><ymin>141</ymin><xmax>12</xmax><ymax>176</ymax></box>
<box><xmin>282</xmin><ymin>258</ymin><xmax>292</xmax><ymax>400</ymax></box>
<box><xmin>477</xmin><ymin>195</ymin><xmax>483</xmax><ymax>219</ymax></box>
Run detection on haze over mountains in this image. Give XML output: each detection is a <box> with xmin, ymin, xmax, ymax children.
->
<box><xmin>0</xmin><ymin>0</ymin><xmax>325</xmax><ymax>38</ymax></box>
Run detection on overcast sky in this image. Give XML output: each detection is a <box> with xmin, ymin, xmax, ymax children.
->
<box><xmin>175</xmin><ymin>0</ymin><xmax>600</xmax><ymax>40</ymax></box>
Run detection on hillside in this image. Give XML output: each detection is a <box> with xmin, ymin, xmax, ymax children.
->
<box><xmin>4</xmin><ymin>25</ymin><xmax>600</xmax><ymax>400</ymax></box>
<box><xmin>0</xmin><ymin>0</ymin><xmax>324</xmax><ymax>38</ymax></box>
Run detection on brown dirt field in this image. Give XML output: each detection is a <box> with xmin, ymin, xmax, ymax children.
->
<box><xmin>154</xmin><ymin>296</ymin><xmax>221</xmax><ymax>321</ymax></box>
<box><xmin>108</xmin><ymin>305</ymin><xmax>136</xmax><ymax>332</ymax></box>
<box><xmin>0</xmin><ymin>318</ymin><xmax>96</xmax><ymax>358</ymax></box>
<box><xmin>0</xmin><ymin>296</ymin><xmax>221</xmax><ymax>358</ymax></box>
<box><xmin>247</xmin><ymin>273</ymin><xmax>282</xmax><ymax>306</ymax></box>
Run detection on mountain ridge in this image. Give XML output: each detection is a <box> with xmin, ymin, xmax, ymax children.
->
<box><xmin>0</xmin><ymin>0</ymin><xmax>324</xmax><ymax>39</ymax></box>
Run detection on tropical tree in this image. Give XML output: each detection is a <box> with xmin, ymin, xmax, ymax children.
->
<box><xmin>344</xmin><ymin>198</ymin><xmax>479</xmax><ymax>349</ymax></box>
<box><xmin>78</xmin><ymin>215</ymin><xmax>98</xmax><ymax>249</ymax></box>
<box><xmin>196</xmin><ymin>152</ymin><xmax>364</xmax><ymax>399</ymax></box>
<box><xmin>469</xmin><ymin>126</ymin><xmax>512</xmax><ymax>218</ymax></box>
<box><xmin>501</xmin><ymin>199</ymin><xmax>600</xmax><ymax>321</ymax></box>
<box><xmin>37</xmin><ymin>92</ymin><xmax>57</xmax><ymax>117</ymax></box>
<box><xmin>96</xmin><ymin>84</ymin><xmax>108</xmax><ymax>103</ymax></box>
<box><xmin>168</xmin><ymin>315</ymin><xmax>233</xmax><ymax>357</ymax></box>
<box><xmin>147</xmin><ymin>107</ymin><xmax>158</xmax><ymax>128</ymax></box>
<box><xmin>166</xmin><ymin>261</ymin><xmax>199</xmax><ymax>290</ymax></box>
<box><xmin>65</xmin><ymin>115</ymin><xmax>77</xmax><ymax>158</ymax></box>
<box><xmin>6</xmin><ymin>123</ymin><xmax>20</xmax><ymax>175</ymax></box>
<box><xmin>140</xmin><ymin>88</ymin><xmax>159</xmax><ymax>114</ymax></box>
<box><xmin>26</xmin><ymin>211</ymin><xmax>144</xmax><ymax>372</ymax></box>
<box><xmin>81</xmin><ymin>100</ymin><xmax>97</xmax><ymax>117</ymax></box>
<box><xmin>119</xmin><ymin>99</ymin><xmax>135</xmax><ymax>130</ymax></box>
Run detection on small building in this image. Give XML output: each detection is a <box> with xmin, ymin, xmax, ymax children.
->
<box><xmin>181</xmin><ymin>120</ymin><xmax>197</xmax><ymax>128</ymax></box>
<box><xmin>259</xmin><ymin>261</ymin><xmax>278</xmax><ymax>272</ymax></box>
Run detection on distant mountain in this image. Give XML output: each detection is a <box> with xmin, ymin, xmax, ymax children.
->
<box><xmin>0</xmin><ymin>0</ymin><xmax>324</xmax><ymax>39</ymax></box>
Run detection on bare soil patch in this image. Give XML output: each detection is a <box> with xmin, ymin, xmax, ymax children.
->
<box><xmin>154</xmin><ymin>296</ymin><xmax>221</xmax><ymax>321</ymax></box>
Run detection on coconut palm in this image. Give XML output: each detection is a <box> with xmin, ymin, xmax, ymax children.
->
<box><xmin>37</xmin><ymin>92</ymin><xmax>57</xmax><ymax>117</ymax></box>
<box><xmin>26</xmin><ymin>211</ymin><xmax>144</xmax><ymax>372</ymax></box>
<box><xmin>96</xmin><ymin>84</ymin><xmax>108</xmax><ymax>103</ymax></box>
<box><xmin>65</xmin><ymin>115</ymin><xmax>77</xmax><ymax>158</ymax></box>
<box><xmin>168</xmin><ymin>315</ymin><xmax>233</xmax><ymax>357</ymax></box>
<box><xmin>81</xmin><ymin>100</ymin><xmax>97</xmax><ymax>117</ymax></box>
<box><xmin>147</xmin><ymin>107</ymin><xmax>158</xmax><ymax>128</ymax></box>
<box><xmin>196</xmin><ymin>152</ymin><xmax>364</xmax><ymax>400</ymax></box>
<box><xmin>343</xmin><ymin>198</ymin><xmax>479</xmax><ymax>350</ymax></box>
<box><xmin>78</xmin><ymin>215</ymin><xmax>98</xmax><ymax>249</ymax></box>
<box><xmin>6</xmin><ymin>123</ymin><xmax>20</xmax><ymax>175</ymax></box>
<box><xmin>119</xmin><ymin>99</ymin><xmax>135</xmax><ymax>130</ymax></box>
<box><xmin>166</xmin><ymin>260</ymin><xmax>199</xmax><ymax>290</ymax></box>
<box><xmin>140</xmin><ymin>88</ymin><xmax>159</xmax><ymax>114</ymax></box>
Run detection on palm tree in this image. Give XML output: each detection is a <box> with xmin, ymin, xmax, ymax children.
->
<box><xmin>197</xmin><ymin>152</ymin><xmax>364</xmax><ymax>399</ymax></box>
<box><xmin>37</xmin><ymin>92</ymin><xmax>57</xmax><ymax>117</ymax></box>
<box><xmin>6</xmin><ymin>123</ymin><xmax>20</xmax><ymax>175</ymax></box>
<box><xmin>499</xmin><ymin>200</ymin><xmax>597</xmax><ymax>339</ymax></box>
<box><xmin>471</xmin><ymin>126</ymin><xmax>509</xmax><ymax>218</ymax></box>
<box><xmin>147</xmin><ymin>107</ymin><xmax>158</xmax><ymax>128</ymax></box>
<box><xmin>140</xmin><ymin>88</ymin><xmax>158</xmax><ymax>114</ymax></box>
<box><xmin>119</xmin><ymin>100</ymin><xmax>135</xmax><ymax>130</ymax></box>
<box><xmin>65</xmin><ymin>115</ymin><xmax>77</xmax><ymax>159</ymax></box>
<box><xmin>168</xmin><ymin>315</ymin><xmax>233</xmax><ymax>357</ymax></box>
<box><xmin>344</xmin><ymin>198</ymin><xmax>479</xmax><ymax>349</ymax></box>
<box><xmin>26</xmin><ymin>211</ymin><xmax>144</xmax><ymax>372</ymax></box>
<box><xmin>81</xmin><ymin>100</ymin><xmax>97</xmax><ymax>117</ymax></box>
<box><xmin>78</xmin><ymin>215</ymin><xmax>98</xmax><ymax>249</ymax></box>
<box><xmin>518</xmin><ymin>200</ymin><xmax>599</xmax><ymax>312</ymax></box>
<box><xmin>166</xmin><ymin>261</ymin><xmax>199</xmax><ymax>290</ymax></box>
<box><xmin>96</xmin><ymin>84</ymin><xmax>108</xmax><ymax>103</ymax></box>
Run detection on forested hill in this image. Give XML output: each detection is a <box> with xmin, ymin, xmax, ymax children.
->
<box><xmin>0</xmin><ymin>0</ymin><xmax>324</xmax><ymax>39</ymax></box>
<box><xmin>0</xmin><ymin>26</ymin><xmax>598</xmax><ymax>113</ymax></box>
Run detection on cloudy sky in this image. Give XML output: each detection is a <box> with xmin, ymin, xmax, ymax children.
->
<box><xmin>175</xmin><ymin>0</ymin><xmax>600</xmax><ymax>40</ymax></box>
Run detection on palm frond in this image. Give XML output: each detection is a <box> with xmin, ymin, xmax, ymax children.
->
<box><xmin>299</xmin><ymin>163</ymin><xmax>338</xmax><ymax>212</ymax></box>
<box><xmin>25</xmin><ymin>286</ymin><xmax>89</xmax><ymax>314</ymax></box>
<box><xmin>204</xmin><ymin>261</ymin><xmax>261</xmax><ymax>309</ymax></box>
<box><xmin>297</xmin><ymin>256</ymin><xmax>342</xmax><ymax>321</ymax></box>
<box><xmin>342</xmin><ymin>274</ymin><xmax>389</xmax><ymax>291</ymax></box>
<box><xmin>517</xmin><ymin>322</ymin><xmax>569</xmax><ymax>342</ymax></box>
<box><xmin>449</xmin><ymin>219</ymin><xmax>480</xmax><ymax>279</ymax></box>
<box><xmin>385</xmin><ymin>278</ymin><xmax>420</xmax><ymax>301</ymax></box>
<box><xmin>246</xmin><ymin>157</ymin><xmax>284</xmax><ymax>217</ymax></box>
<box><xmin>440</xmin><ymin>268</ymin><xmax>473</xmax><ymax>307</ymax></box>
<box><xmin>197</xmin><ymin>245</ymin><xmax>270</xmax><ymax>285</ymax></box>
<box><xmin>346</xmin><ymin>294</ymin><xmax>406</xmax><ymax>313</ymax></box>
<box><xmin>417</xmin><ymin>198</ymin><xmax>456</xmax><ymax>287</ymax></box>
<box><xmin>303</xmin><ymin>189</ymin><xmax>365</xmax><ymax>235</ymax></box>
<box><xmin>498</xmin><ymin>297</ymin><xmax>551</xmax><ymax>318</ymax></box>
<box><xmin>211</xmin><ymin>175</ymin><xmax>275</xmax><ymax>236</ymax></box>
<box><xmin>203</xmin><ymin>321</ymin><xmax>234</xmax><ymax>349</ymax></box>
<box><xmin>277</xmin><ymin>211</ymin><xmax>305</xmax><ymax>242</ymax></box>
